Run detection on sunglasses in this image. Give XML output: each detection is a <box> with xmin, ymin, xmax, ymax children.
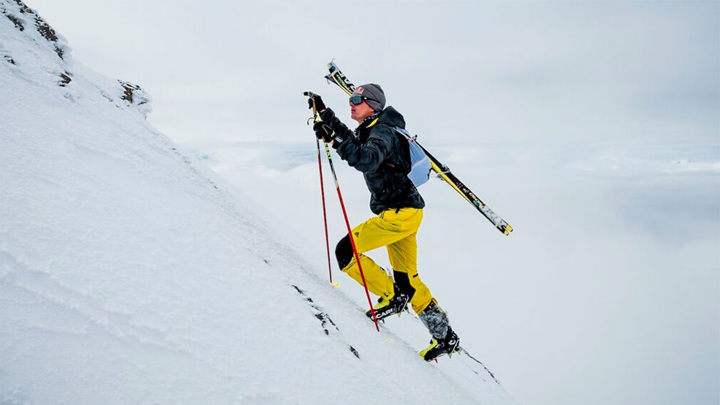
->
<box><xmin>349</xmin><ymin>95</ymin><xmax>375</xmax><ymax>105</ymax></box>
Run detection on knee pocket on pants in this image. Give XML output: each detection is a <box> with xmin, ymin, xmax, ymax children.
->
<box><xmin>335</xmin><ymin>234</ymin><xmax>353</xmax><ymax>270</ymax></box>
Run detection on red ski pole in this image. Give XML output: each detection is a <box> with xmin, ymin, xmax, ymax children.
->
<box><xmin>305</xmin><ymin>92</ymin><xmax>379</xmax><ymax>331</ymax></box>
<box><xmin>321</xmin><ymin>140</ymin><xmax>380</xmax><ymax>331</ymax></box>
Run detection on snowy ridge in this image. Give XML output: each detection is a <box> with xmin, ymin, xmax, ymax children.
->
<box><xmin>1</xmin><ymin>0</ymin><xmax>150</xmax><ymax>117</ymax></box>
<box><xmin>0</xmin><ymin>1</ymin><xmax>517</xmax><ymax>404</ymax></box>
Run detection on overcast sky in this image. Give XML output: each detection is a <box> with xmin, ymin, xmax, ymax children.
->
<box><xmin>22</xmin><ymin>1</ymin><xmax>719</xmax><ymax>405</ymax></box>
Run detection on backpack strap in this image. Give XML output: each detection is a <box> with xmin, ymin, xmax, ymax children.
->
<box><xmin>379</xmin><ymin>125</ymin><xmax>411</xmax><ymax>174</ymax></box>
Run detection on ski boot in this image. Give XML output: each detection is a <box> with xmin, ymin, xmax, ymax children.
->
<box><xmin>365</xmin><ymin>289</ymin><xmax>410</xmax><ymax>321</ymax></box>
<box><xmin>419</xmin><ymin>328</ymin><xmax>461</xmax><ymax>362</ymax></box>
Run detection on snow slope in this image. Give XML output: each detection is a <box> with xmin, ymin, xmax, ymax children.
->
<box><xmin>0</xmin><ymin>1</ymin><xmax>517</xmax><ymax>404</ymax></box>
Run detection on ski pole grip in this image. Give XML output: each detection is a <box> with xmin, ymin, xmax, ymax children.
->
<box><xmin>303</xmin><ymin>91</ymin><xmax>323</xmax><ymax>121</ymax></box>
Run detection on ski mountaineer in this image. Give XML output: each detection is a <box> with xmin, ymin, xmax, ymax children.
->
<box><xmin>306</xmin><ymin>84</ymin><xmax>460</xmax><ymax>361</ymax></box>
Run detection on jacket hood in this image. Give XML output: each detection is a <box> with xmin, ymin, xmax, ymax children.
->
<box><xmin>376</xmin><ymin>106</ymin><xmax>406</xmax><ymax>129</ymax></box>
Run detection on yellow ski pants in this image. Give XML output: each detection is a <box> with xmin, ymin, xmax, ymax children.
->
<box><xmin>339</xmin><ymin>208</ymin><xmax>434</xmax><ymax>314</ymax></box>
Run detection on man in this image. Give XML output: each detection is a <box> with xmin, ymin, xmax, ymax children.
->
<box><xmin>307</xmin><ymin>84</ymin><xmax>460</xmax><ymax>361</ymax></box>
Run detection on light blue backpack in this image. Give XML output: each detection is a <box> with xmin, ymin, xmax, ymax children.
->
<box><xmin>393</xmin><ymin>127</ymin><xmax>433</xmax><ymax>187</ymax></box>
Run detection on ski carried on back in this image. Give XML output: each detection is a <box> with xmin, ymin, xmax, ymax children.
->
<box><xmin>324</xmin><ymin>61</ymin><xmax>513</xmax><ymax>236</ymax></box>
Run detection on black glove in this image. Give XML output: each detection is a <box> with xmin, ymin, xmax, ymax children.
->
<box><xmin>313</xmin><ymin>121</ymin><xmax>335</xmax><ymax>143</ymax></box>
<box><xmin>306</xmin><ymin>93</ymin><xmax>326</xmax><ymax>112</ymax></box>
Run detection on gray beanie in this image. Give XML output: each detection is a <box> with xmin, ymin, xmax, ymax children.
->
<box><xmin>352</xmin><ymin>83</ymin><xmax>386</xmax><ymax>112</ymax></box>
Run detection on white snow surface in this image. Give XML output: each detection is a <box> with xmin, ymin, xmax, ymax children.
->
<box><xmin>0</xmin><ymin>1</ymin><xmax>517</xmax><ymax>404</ymax></box>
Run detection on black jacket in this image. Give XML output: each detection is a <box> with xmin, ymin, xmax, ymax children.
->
<box><xmin>320</xmin><ymin>106</ymin><xmax>425</xmax><ymax>215</ymax></box>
